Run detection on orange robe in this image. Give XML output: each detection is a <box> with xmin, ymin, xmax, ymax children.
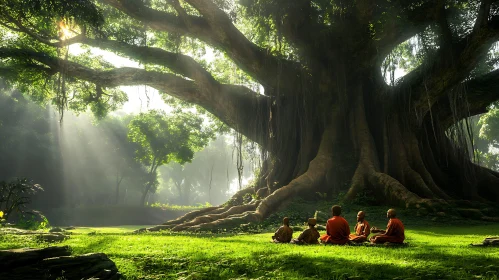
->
<box><xmin>349</xmin><ymin>220</ymin><xmax>370</xmax><ymax>243</ymax></box>
<box><xmin>272</xmin><ymin>225</ymin><xmax>293</xmax><ymax>243</ymax></box>
<box><xmin>370</xmin><ymin>218</ymin><xmax>405</xmax><ymax>244</ymax></box>
<box><xmin>320</xmin><ymin>216</ymin><xmax>350</xmax><ymax>245</ymax></box>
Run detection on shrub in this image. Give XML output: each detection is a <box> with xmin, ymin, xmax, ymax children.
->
<box><xmin>16</xmin><ymin>210</ymin><xmax>50</xmax><ymax>230</ymax></box>
<box><xmin>0</xmin><ymin>210</ymin><xmax>5</xmax><ymax>227</ymax></box>
<box><xmin>0</xmin><ymin>178</ymin><xmax>43</xmax><ymax>220</ymax></box>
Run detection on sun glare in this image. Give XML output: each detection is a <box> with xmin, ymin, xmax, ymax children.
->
<box><xmin>58</xmin><ymin>21</ymin><xmax>73</xmax><ymax>40</ymax></box>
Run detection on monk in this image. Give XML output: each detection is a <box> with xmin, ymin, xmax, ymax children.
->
<box><xmin>320</xmin><ymin>205</ymin><xmax>350</xmax><ymax>245</ymax></box>
<box><xmin>291</xmin><ymin>218</ymin><xmax>320</xmax><ymax>245</ymax></box>
<box><xmin>370</xmin><ymin>209</ymin><xmax>405</xmax><ymax>244</ymax></box>
<box><xmin>349</xmin><ymin>211</ymin><xmax>370</xmax><ymax>243</ymax></box>
<box><xmin>272</xmin><ymin>217</ymin><xmax>293</xmax><ymax>243</ymax></box>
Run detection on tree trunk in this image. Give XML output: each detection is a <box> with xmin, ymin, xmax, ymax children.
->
<box><xmin>150</xmin><ymin>68</ymin><xmax>499</xmax><ymax>232</ymax></box>
<box><xmin>140</xmin><ymin>183</ymin><xmax>151</xmax><ymax>207</ymax></box>
<box><xmin>115</xmin><ymin>173</ymin><xmax>124</xmax><ymax>205</ymax></box>
<box><xmin>141</xmin><ymin>161</ymin><xmax>158</xmax><ymax>206</ymax></box>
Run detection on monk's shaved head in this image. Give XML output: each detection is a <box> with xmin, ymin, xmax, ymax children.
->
<box><xmin>283</xmin><ymin>217</ymin><xmax>290</xmax><ymax>226</ymax></box>
<box><xmin>387</xmin><ymin>209</ymin><xmax>396</xmax><ymax>218</ymax></box>
<box><xmin>357</xmin><ymin>211</ymin><xmax>365</xmax><ymax>222</ymax></box>
<box><xmin>332</xmin><ymin>205</ymin><xmax>342</xmax><ymax>216</ymax></box>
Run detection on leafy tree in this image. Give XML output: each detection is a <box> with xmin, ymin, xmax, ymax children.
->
<box><xmin>479</xmin><ymin>107</ymin><xmax>499</xmax><ymax>150</ymax></box>
<box><xmin>0</xmin><ymin>178</ymin><xmax>43</xmax><ymax>219</ymax></box>
<box><xmin>469</xmin><ymin>105</ymin><xmax>499</xmax><ymax>171</ymax></box>
<box><xmin>128</xmin><ymin>110</ymin><xmax>214</xmax><ymax>206</ymax></box>
<box><xmin>2</xmin><ymin>0</ymin><xmax>499</xmax><ymax>230</ymax></box>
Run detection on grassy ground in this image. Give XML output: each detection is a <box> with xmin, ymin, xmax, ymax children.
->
<box><xmin>1</xmin><ymin>223</ymin><xmax>499</xmax><ymax>279</ymax></box>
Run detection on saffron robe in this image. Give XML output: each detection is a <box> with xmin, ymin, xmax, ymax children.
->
<box><xmin>370</xmin><ymin>218</ymin><xmax>405</xmax><ymax>244</ymax></box>
<box><xmin>320</xmin><ymin>216</ymin><xmax>350</xmax><ymax>245</ymax></box>
<box><xmin>272</xmin><ymin>225</ymin><xmax>293</xmax><ymax>243</ymax></box>
<box><xmin>349</xmin><ymin>220</ymin><xmax>370</xmax><ymax>243</ymax></box>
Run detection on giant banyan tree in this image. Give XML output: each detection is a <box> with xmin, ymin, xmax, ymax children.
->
<box><xmin>1</xmin><ymin>0</ymin><xmax>499</xmax><ymax>231</ymax></box>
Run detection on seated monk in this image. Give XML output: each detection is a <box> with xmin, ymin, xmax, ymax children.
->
<box><xmin>320</xmin><ymin>205</ymin><xmax>350</xmax><ymax>245</ymax></box>
<box><xmin>370</xmin><ymin>209</ymin><xmax>405</xmax><ymax>244</ymax></box>
<box><xmin>349</xmin><ymin>211</ymin><xmax>370</xmax><ymax>243</ymax></box>
<box><xmin>291</xmin><ymin>218</ymin><xmax>320</xmax><ymax>245</ymax></box>
<box><xmin>272</xmin><ymin>217</ymin><xmax>293</xmax><ymax>243</ymax></box>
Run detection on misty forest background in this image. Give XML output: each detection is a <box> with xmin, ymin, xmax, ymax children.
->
<box><xmin>0</xmin><ymin>79</ymin><xmax>259</xmax><ymax>224</ymax></box>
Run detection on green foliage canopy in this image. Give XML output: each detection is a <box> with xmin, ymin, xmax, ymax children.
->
<box><xmin>128</xmin><ymin>110</ymin><xmax>215</xmax><ymax>168</ymax></box>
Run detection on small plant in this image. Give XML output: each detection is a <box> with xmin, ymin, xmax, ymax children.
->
<box><xmin>0</xmin><ymin>210</ymin><xmax>5</xmax><ymax>227</ymax></box>
<box><xmin>352</xmin><ymin>189</ymin><xmax>377</xmax><ymax>205</ymax></box>
<box><xmin>200</xmin><ymin>201</ymin><xmax>212</xmax><ymax>208</ymax></box>
<box><xmin>16</xmin><ymin>211</ymin><xmax>50</xmax><ymax>230</ymax></box>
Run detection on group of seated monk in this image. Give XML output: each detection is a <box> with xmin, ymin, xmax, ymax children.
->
<box><xmin>272</xmin><ymin>205</ymin><xmax>405</xmax><ymax>245</ymax></box>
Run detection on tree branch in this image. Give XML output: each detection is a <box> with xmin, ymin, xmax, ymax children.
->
<box><xmin>277</xmin><ymin>1</ymin><xmax>332</xmax><ymax>62</ymax></box>
<box><xmin>396</xmin><ymin>14</ymin><xmax>499</xmax><ymax>120</ymax></box>
<box><xmin>474</xmin><ymin>0</ymin><xmax>493</xmax><ymax>32</ymax></box>
<box><xmin>375</xmin><ymin>1</ymin><xmax>441</xmax><ymax>61</ymax></box>
<box><xmin>0</xmin><ymin>47</ymin><xmax>269</xmax><ymax>145</ymax></box>
<box><xmin>436</xmin><ymin>2</ymin><xmax>454</xmax><ymax>47</ymax></box>
<box><xmin>0</xmin><ymin>14</ymin><xmax>220</xmax><ymax>91</ymax></box>
<box><xmin>79</xmin><ymin>37</ymin><xmax>218</xmax><ymax>89</ymax></box>
<box><xmin>100</xmin><ymin>0</ymin><xmax>299</xmax><ymax>90</ymax></box>
<box><xmin>434</xmin><ymin>69</ymin><xmax>499</xmax><ymax>128</ymax></box>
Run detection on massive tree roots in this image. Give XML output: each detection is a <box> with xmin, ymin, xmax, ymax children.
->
<box><xmin>145</xmin><ymin>94</ymin><xmax>499</xmax><ymax>233</ymax></box>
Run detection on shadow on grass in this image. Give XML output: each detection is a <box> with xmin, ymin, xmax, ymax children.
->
<box><xmin>409</xmin><ymin>225</ymin><xmax>499</xmax><ymax>237</ymax></box>
<box><xmin>67</xmin><ymin>235</ymin><xmax>120</xmax><ymax>253</ymax></box>
<box><xmin>105</xmin><ymin>248</ymin><xmax>498</xmax><ymax>279</ymax></box>
<box><xmin>274</xmin><ymin>251</ymin><xmax>498</xmax><ymax>279</ymax></box>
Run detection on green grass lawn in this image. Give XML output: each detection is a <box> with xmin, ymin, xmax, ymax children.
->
<box><xmin>1</xmin><ymin>224</ymin><xmax>499</xmax><ymax>279</ymax></box>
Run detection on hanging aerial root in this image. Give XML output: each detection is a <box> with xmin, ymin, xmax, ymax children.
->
<box><xmin>254</xmin><ymin>125</ymin><xmax>335</xmax><ymax>218</ymax></box>
<box><xmin>181</xmin><ymin>154</ymin><xmax>331</xmax><ymax>232</ymax></box>
<box><xmin>402</xmin><ymin>166</ymin><xmax>436</xmax><ymax>198</ymax></box>
<box><xmin>476</xmin><ymin>165</ymin><xmax>499</xmax><ymax>202</ymax></box>
<box><xmin>406</xmin><ymin>134</ymin><xmax>451</xmax><ymax>199</ymax></box>
<box><xmin>165</xmin><ymin>125</ymin><xmax>336</xmax><ymax>232</ymax></box>
<box><xmin>345</xmin><ymin>92</ymin><xmax>380</xmax><ymax>200</ymax></box>
<box><xmin>368</xmin><ymin>172</ymin><xmax>422</xmax><ymax>208</ymax></box>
